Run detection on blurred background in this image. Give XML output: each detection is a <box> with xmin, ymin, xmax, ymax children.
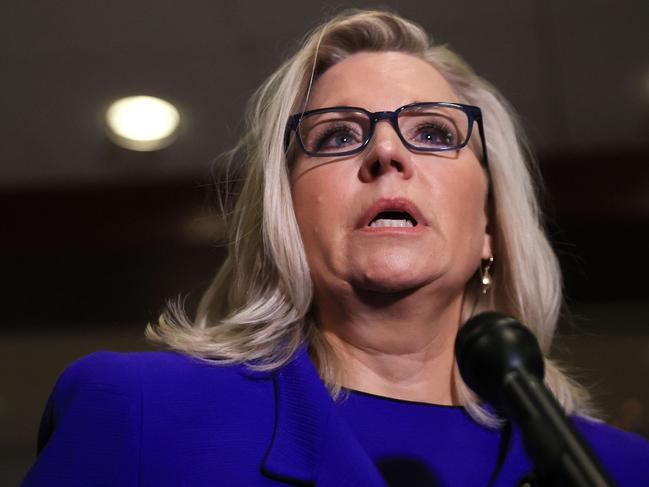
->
<box><xmin>2</xmin><ymin>0</ymin><xmax>649</xmax><ymax>483</ymax></box>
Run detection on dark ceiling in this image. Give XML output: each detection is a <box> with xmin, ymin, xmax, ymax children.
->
<box><xmin>2</xmin><ymin>1</ymin><xmax>649</xmax><ymax>330</ymax></box>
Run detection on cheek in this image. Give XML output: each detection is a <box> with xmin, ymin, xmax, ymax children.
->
<box><xmin>430</xmin><ymin>166</ymin><xmax>489</xmax><ymax>240</ymax></box>
<box><xmin>295</xmin><ymin>199</ymin><xmax>331</xmax><ymax>256</ymax></box>
<box><xmin>457</xmin><ymin>183</ymin><xmax>487</xmax><ymax>224</ymax></box>
<box><xmin>293</xmin><ymin>175</ymin><xmax>331</xmax><ymax>228</ymax></box>
<box><xmin>291</xmin><ymin>167</ymin><xmax>350</xmax><ymax>258</ymax></box>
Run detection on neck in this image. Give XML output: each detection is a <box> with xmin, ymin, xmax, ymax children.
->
<box><xmin>314</xmin><ymin>284</ymin><xmax>465</xmax><ymax>405</ymax></box>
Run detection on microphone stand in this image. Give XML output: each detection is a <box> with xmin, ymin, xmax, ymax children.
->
<box><xmin>503</xmin><ymin>368</ymin><xmax>615</xmax><ymax>487</ymax></box>
<box><xmin>456</xmin><ymin>312</ymin><xmax>617</xmax><ymax>487</ymax></box>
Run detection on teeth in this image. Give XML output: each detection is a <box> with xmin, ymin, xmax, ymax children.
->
<box><xmin>369</xmin><ymin>219</ymin><xmax>414</xmax><ymax>228</ymax></box>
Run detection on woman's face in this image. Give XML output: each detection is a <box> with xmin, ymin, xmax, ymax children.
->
<box><xmin>291</xmin><ymin>52</ymin><xmax>491</xmax><ymax>300</ymax></box>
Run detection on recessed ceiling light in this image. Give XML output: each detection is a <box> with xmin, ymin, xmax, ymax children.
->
<box><xmin>105</xmin><ymin>95</ymin><xmax>180</xmax><ymax>151</ymax></box>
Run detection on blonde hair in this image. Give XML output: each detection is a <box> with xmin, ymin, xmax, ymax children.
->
<box><xmin>147</xmin><ymin>9</ymin><xmax>591</xmax><ymax>426</ymax></box>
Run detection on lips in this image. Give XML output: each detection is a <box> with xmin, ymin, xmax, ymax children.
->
<box><xmin>359</xmin><ymin>197</ymin><xmax>427</xmax><ymax>230</ymax></box>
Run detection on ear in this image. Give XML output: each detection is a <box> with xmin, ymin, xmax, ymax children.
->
<box><xmin>481</xmin><ymin>232</ymin><xmax>493</xmax><ymax>260</ymax></box>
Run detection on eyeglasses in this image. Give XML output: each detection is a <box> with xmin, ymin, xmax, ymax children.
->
<box><xmin>284</xmin><ymin>102</ymin><xmax>489</xmax><ymax>167</ymax></box>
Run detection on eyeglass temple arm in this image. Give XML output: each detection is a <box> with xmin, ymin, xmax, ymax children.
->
<box><xmin>283</xmin><ymin>115</ymin><xmax>298</xmax><ymax>152</ymax></box>
<box><xmin>474</xmin><ymin>113</ymin><xmax>490</xmax><ymax>169</ymax></box>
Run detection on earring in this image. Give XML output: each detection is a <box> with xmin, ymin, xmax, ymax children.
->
<box><xmin>480</xmin><ymin>256</ymin><xmax>494</xmax><ymax>294</ymax></box>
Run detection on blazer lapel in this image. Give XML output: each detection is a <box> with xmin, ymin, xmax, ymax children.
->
<box><xmin>261</xmin><ymin>346</ymin><xmax>387</xmax><ymax>487</ymax></box>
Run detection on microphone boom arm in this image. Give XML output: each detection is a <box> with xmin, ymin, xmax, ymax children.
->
<box><xmin>456</xmin><ymin>312</ymin><xmax>617</xmax><ymax>487</ymax></box>
<box><xmin>504</xmin><ymin>368</ymin><xmax>614</xmax><ymax>487</ymax></box>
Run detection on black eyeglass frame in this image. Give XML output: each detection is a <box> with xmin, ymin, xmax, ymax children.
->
<box><xmin>284</xmin><ymin>101</ymin><xmax>489</xmax><ymax>168</ymax></box>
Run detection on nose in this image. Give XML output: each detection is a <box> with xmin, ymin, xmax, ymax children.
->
<box><xmin>358</xmin><ymin>120</ymin><xmax>414</xmax><ymax>182</ymax></box>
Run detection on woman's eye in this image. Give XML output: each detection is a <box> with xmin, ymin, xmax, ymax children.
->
<box><xmin>314</xmin><ymin>126</ymin><xmax>360</xmax><ymax>151</ymax></box>
<box><xmin>411</xmin><ymin>124</ymin><xmax>456</xmax><ymax>147</ymax></box>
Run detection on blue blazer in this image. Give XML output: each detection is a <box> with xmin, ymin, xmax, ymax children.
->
<box><xmin>22</xmin><ymin>347</ymin><xmax>649</xmax><ymax>486</ymax></box>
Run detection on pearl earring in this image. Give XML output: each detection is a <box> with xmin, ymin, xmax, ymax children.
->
<box><xmin>480</xmin><ymin>256</ymin><xmax>494</xmax><ymax>294</ymax></box>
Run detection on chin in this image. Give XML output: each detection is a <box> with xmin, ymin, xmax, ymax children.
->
<box><xmin>352</xmin><ymin>267</ymin><xmax>436</xmax><ymax>295</ymax></box>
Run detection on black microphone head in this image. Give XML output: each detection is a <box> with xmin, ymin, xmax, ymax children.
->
<box><xmin>455</xmin><ymin>311</ymin><xmax>544</xmax><ymax>409</ymax></box>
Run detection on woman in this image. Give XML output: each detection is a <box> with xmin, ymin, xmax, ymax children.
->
<box><xmin>22</xmin><ymin>9</ymin><xmax>649</xmax><ymax>487</ymax></box>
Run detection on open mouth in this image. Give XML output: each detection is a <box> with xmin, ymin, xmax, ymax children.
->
<box><xmin>368</xmin><ymin>211</ymin><xmax>418</xmax><ymax>228</ymax></box>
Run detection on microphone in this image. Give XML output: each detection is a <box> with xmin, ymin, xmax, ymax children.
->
<box><xmin>455</xmin><ymin>312</ymin><xmax>616</xmax><ymax>487</ymax></box>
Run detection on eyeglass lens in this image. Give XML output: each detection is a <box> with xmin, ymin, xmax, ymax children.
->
<box><xmin>297</xmin><ymin>105</ymin><xmax>470</xmax><ymax>155</ymax></box>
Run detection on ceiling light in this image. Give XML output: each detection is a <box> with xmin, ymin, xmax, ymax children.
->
<box><xmin>105</xmin><ymin>95</ymin><xmax>180</xmax><ymax>151</ymax></box>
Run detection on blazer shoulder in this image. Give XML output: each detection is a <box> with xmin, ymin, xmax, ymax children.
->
<box><xmin>24</xmin><ymin>350</ymin><xmax>275</xmax><ymax>486</ymax></box>
<box><xmin>25</xmin><ymin>352</ymin><xmax>152</xmax><ymax>486</ymax></box>
<box><xmin>574</xmin><ymin>416</ymin><xmax>649</xmax><ymax>452</ymax></box>
<box><xmin>52</xmin><ymin>350</ymin><xmax>269</xmax><ymax>405</ymax></box>
<box><xmin>58</xmin><ymin>349</ymin><xmax>231</xmax><ymax>378</ymax></box>
<box><xmin>573</xmin><ymin>416</ymin><xmax>649</xmax><ymax>483</ymax></box>
<box><xmin>47</xmin><ymin>351</ymin><xmax>141</xmax><ymax>421</ymax></box>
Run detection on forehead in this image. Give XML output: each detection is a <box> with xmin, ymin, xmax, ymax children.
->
<box><xmin>307</xmin><ymin>51</ymin><xmax>460</xmax><ymax>111</ymax></box>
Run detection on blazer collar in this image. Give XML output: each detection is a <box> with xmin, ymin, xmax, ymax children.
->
<box><xmin>261</xmin><ymin>346</ymin><xmax>387</xmax><ymax>487</ymax></box>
